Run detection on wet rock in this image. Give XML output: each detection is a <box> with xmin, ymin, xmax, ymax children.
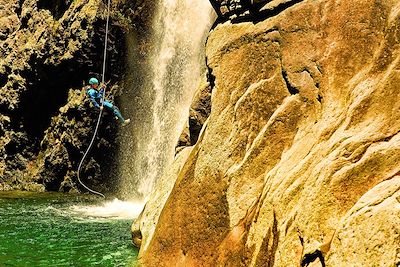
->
<box><xmin>33</xmin><ymin>88</ymin><xmax>118</xmax><ymax>193</ymax></box>
<box><xmin>132</xmin><ymin>228</ymin><xmax>143</xmax><ymax>248</ymax></box>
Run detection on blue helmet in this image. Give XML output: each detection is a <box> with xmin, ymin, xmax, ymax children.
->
<box><xmin>89</xmin><ymin>77</ymin><xmax>99</xmax><ymax>85</ymax></box>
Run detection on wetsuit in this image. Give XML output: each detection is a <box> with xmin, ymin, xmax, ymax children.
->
<box><xmin>86</xmin><ymin>86</ymin><xmax>126</xmax><ymax>122</ymax></box>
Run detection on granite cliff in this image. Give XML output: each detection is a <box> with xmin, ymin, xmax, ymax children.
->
<box><xmin>134</xmin><ymin>0</ymin><xmax>400</xmax><ymax>266</ymax></box>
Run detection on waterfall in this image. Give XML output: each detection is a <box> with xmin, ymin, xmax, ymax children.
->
<box><xmin>117</xmin><ymin>0</ymin><xmax>214</xmax><ymax>200</ymax></box>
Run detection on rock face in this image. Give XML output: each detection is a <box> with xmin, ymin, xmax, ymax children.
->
<box><xmin>0</xmin><ymin>0</ymin><xmax>148</xmax><ymax>192</ymax></box>
<box><xmin>132</xmin><ymin>146</ymin><xmax>193</xmax><ymax>249</ymax></box>
<box><xmin>176</xmin><ymin>76</ymin><xmax>212</xmax><ymax>153</ymax></box>
<box><xmin>137</xmin><ymin>0</ymin><xmax>400</xmax><ymax>266</ymax></box>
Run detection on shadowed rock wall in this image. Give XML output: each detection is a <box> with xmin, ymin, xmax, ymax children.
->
<box><xmin>137</xmin><ymin>0</ymin><xmax>400</xmax><ymax>266</ymax></box>
<box><xmin>0</xmin><ymin>0</ymin><xmax>151</xmax><ymax>192</ymax></box>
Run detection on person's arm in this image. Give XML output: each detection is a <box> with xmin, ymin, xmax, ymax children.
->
<box><xmin>99</xmin><ymin>83</ymin><xmax>106</xmax><ymax>97</ymax></box>
<box><xmin>89</xmin><ymin>95</ymin><xmax>101</xmax><ymax>109</ymax></box>
<box><xmin>87</xmin><ymin>89</ymin><xmax>101</xmax><ymax>109</ymax></box>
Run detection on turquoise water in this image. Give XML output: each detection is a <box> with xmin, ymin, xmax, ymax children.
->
<box><xmin>0</xmin><ymin>192</ymin><xmax>139</xmax><ymax>266</ymax></box>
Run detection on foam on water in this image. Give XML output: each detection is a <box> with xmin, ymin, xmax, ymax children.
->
<box><xmin>0</xmin><ymin>193</ymin><xmax>139</xmax><ymax>266</ymax></box>
<box><xmin>69</xmin><ymin>198</ymin><xmax>145</xmax><ymax>219</ymax></box>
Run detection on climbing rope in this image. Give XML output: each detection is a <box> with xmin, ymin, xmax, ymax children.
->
<box><xmin>77</xmin><ymin>0</ymin><xmax>112</xmax><ymax>198</ymax></box>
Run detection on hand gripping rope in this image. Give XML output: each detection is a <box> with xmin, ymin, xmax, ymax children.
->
<box><xmin>77</xmin><ymin>0</ymin><xmax>112</xmax><ymax>198</ymax></box>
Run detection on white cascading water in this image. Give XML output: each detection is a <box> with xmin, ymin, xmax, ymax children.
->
<box><xmin>72</xmin><ymin>0</ymin><xmax>213</xmax><ymax>218</ymax></box>
<box><xmin>70</xmin><ymin>199</ymin><xmax>144</xmax><ymax>219</ymax></box>
<box><xmin>118</xmin><ymin>0</ymin><xmax>214</xmax><ymax>200</ymax></box>
<box><xmin>138</xmin><ymin>0</ymin><xmax>213</xmax><ymax>197</ymax></box>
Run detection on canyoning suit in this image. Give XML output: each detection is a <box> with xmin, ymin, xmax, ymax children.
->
<box><xmin>86</xmin><ymin>85</ymin><xmax>126</xmax><ymax>123</ymax></box>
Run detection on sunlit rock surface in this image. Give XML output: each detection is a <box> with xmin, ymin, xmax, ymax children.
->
<box><xmin>138</xmin><ymin>0</ymin><xmax>400</xmax><ymax>266</ymax></box>
<box><xmin>131</xmin><ymin>146</ymin><xmax>193</xmax><ymax>250</ymax></box>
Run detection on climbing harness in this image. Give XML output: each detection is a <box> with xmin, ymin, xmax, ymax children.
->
<box><xmin>77</xmin><ymin>0</ymin><xmax>112</xmax><ymax>198</ymax></box>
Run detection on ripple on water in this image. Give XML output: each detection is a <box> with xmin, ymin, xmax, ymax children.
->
<box><xmin>0</xmin><ymin>191</ymin><xmax>139</xmax><ymax>266</ymax></box>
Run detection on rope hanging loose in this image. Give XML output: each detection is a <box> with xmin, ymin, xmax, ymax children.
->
<box><xmin>77</xmin><ymin>0</ymin><xmax>112</xmax><ymax>198</ymax></box>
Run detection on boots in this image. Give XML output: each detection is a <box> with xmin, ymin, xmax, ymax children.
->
<box><xmin>122</xmin><ymin>118</ymin><xmax>131</xmax><ymax>126</ymax></box>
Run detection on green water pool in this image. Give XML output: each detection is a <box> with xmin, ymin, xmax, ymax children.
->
<box><xmin>0</xmin><ymin>191</ymin><xmax>139</xmax><ymax>266</ymax></box>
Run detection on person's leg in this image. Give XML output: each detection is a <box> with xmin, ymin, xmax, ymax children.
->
<box><xmin>112</xmin><ymin>106</ymin><xmax>126</xmax><ymax>123</ymax></box>
<box><xmin>102</xmin><ymin>101</ymin><xmax>125</xmax><ymax>122</ymax></box>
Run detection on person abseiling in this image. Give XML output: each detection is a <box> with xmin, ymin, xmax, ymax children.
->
<box><xmin>85</xmin><ymin>77</ymin><xmax>130</xmax><ymax>125</ymax></box>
